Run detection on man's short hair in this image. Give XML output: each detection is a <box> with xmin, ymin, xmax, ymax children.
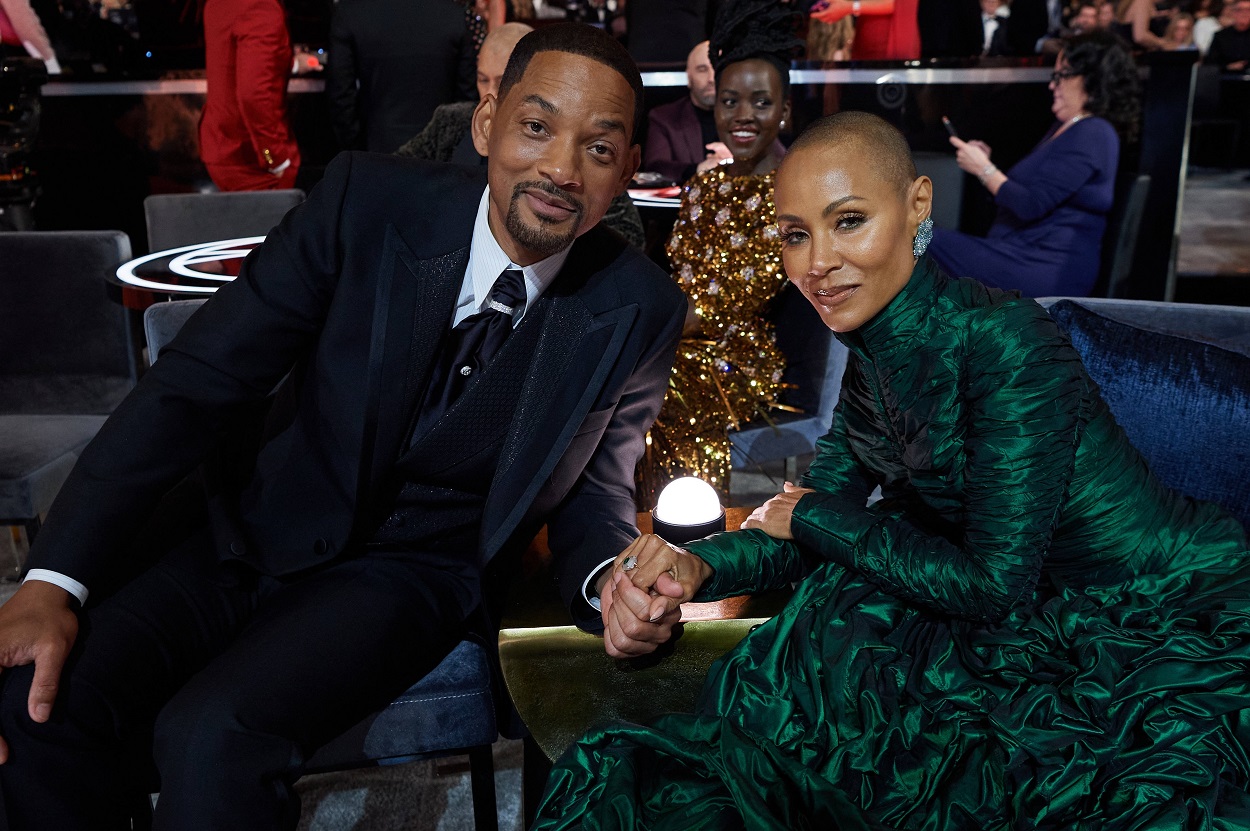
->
<box><xmin>787</xmin><ymin>111</ymin><xmax>918</xmax><ymax>195</ymax></box>
<box><xmin>497</xmin><ymin>23</ymin><xmax>645</xmax><ymax>143</ymax></box>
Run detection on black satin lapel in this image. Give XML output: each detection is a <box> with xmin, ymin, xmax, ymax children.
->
<box><xmin>481</xmin><ymin>299</ymin><xmax>638</xmax><ymax>561</ymax></box>
<box><xmin>356</xmin><ymin>225</ymin><xmax>466</xmax><ymax>513</ymax></box>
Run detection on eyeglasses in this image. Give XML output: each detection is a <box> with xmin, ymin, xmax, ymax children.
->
<box><xmin>1049</xmin><ymin>69</ymin><xmax>1080</xmax><ymax>84</ymax></box>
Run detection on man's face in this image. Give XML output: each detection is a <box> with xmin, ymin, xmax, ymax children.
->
<box><xmin>472</xmin><ymin>51</ymin><xmax>640</xmax><ymax>265</ymax></box>
<box><xmin>979</xmin><ymin>0</ymin><xmax>1000</xmax><ymax>17</ymax></box>
<box><xmin>686</xmin><ymin>41</ymin><xmax>716</xmax><ymax>110</ymax></box>
<box><xmin>1233</xmin><ymin>0</ymin><xmax>1250</xmax><ymax>31</ymax></box>
<box><xmin>477</xmin><ymin>44</ymin><xmax>509</xmax><ymax>101</ymax></box>
<box><xmin>1071</xmin><ymin>6</ymin><xmax>1098</xmax><ymax>31</ymax></box>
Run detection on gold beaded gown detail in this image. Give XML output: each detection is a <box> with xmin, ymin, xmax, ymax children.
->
<box><xmin>644</xmin><ymin>169</ymin><xmax>789</xmax><ymax>501</ymax></box>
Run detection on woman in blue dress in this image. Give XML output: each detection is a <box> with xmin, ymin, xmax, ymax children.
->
<box><xmin>928</xmin><ymin>31</ymin><xmax>1139</xmax><ymax>297</ymax></box>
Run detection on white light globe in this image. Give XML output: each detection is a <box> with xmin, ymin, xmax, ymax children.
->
<box><xmin>654</xmin><ymin>477</ymin><xmax>722</xmax><ymax>525</ymax></box>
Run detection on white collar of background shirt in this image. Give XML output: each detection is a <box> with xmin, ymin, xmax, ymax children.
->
<box><xmin>457</xmin><ymin>187</ymin><xmax>573</xmax><ymax>328</ymax></box>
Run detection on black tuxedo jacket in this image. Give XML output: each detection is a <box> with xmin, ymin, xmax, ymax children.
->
<box><xmin>326</xmin><ymin>0</ymin><xmax>474</xmax><ymax>153</ymax></box>
<box><xmin>29</xmin><ymin>154</ymin><xmax>686</xmax><ymax>627</ymax></box>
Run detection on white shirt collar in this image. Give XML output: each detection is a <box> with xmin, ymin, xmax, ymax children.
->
<box><xmin>465</xmin><ymin>187</ymin><xmax>571</xmax><ymax>323</ymax></box>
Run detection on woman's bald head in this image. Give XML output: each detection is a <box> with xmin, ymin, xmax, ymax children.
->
<box><xmin>784</xmin><ymin>112</ymin><xmax>917</xmax><ymax>196</ymax></box>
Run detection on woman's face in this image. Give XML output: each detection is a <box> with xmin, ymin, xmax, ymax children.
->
<box><xmin>714</xmin><ymin>59</ymin><xmax>790</xmax><ymax>175</ymax></box>
<box><xmin>1050</xmin><ymin>53</ymin><xmax>1090</xmax><ymax>123</ymax></box>
<box><xmin>774</xmin><ymin>143</ymin><xmax>931</xmax><ymax>333</ymax></box>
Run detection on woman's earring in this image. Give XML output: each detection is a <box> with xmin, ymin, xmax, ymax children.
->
<box><xmin>779</xmin><ymin>119</ymin><xmax>786</xmax><ymax>129</ymax></box>
<box><xmin>912</xmin><ymin>217</ymin><xmax>933</xmax><ymax>258</ymax></box>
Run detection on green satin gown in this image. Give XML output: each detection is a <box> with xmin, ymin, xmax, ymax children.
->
<box><xmin>533</xmin><ymin>258</ymin><xmax>1250</xmax><ymax>831</ymax></box>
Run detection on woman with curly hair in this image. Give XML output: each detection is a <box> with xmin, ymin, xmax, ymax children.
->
<box><xmin>640</xmin><ymin>0</ymin><xmax>803</xmax><ymax>503</ymax></box>
<box><xmin>927</xmin><ymin>30</ymin><xmax>1140</xmax><ymax>297</ymax></box>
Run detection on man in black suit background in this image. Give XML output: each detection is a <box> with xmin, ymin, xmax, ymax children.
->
<box><xmin>0</xmin><ymin>23</ymin><xmax>686</xmax><ymax>830</ymax></box>
<box><xmin>327</xmin><ymin>0</ymin><xmax>474</xmax><ymax>153</ymax></box>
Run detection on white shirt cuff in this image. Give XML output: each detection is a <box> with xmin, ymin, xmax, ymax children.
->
<box><xmin>582</xmin><ymin>556</ymin><xmax>617</xmax><ymax>612</ymax></box>
<box><xmin>23</xmin><ymin>569</ymin><xmax>88</xmax><ymax>605</ymax></box>
<box><xmin>268</xmin><ymin>158</ymin><xmax>292</xmax><ymax>176</ymax></box>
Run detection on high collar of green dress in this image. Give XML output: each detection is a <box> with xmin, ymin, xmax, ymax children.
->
<box><xmin>836</xmin><ymin>254</ymin><xmax>946</xmax><ymax>363</ymax></box>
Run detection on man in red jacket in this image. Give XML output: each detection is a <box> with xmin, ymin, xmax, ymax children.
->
<box><xmin>199</xmin><ymin>0</ymin><xmax>301</xmax><ymax>191</ymax></box>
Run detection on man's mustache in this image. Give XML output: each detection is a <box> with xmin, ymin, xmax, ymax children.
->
<box><xmin>512</xmin><ymin>181</ymin><xmax>584</xmax><ymax>216</ymax></box>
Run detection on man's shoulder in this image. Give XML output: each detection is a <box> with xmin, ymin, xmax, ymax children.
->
<box><xmin>318</xmin><ymin>151</ymin><xmax>485</xmax><ymax>249</ymax></box>
<box><xmin>569</xmin><ymin>225</ymin><xmax>685</xmax><ymax>314</ymax></box>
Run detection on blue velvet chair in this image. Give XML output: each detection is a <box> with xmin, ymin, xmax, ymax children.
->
<box><xmin>0</xmin><ymin>231</ymin><xmax>137</xmax><ymax>548</ymax></box>
<box><xmin>1041</xmin><ymin>296</ymin><xmax>1250</xmax><ymax>527</ymax></box>
<box><xmin>730</xmin><ymin>283</ymin><xmax>849</xmax><ymax>479</ymax></box>
<box><xmin>143</xmin><ymin>299</ymin><xmax>504</xmax><ymax>831</ymax></box>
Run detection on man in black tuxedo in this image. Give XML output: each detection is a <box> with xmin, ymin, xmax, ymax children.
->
<box><xmin>326</xmin><ymin>0</ymin><xmax>474</xmax><ymax>153</ymax></box>
<box><xmin>0</xmin><ymin>23</ymin><xmax>686</xmax><ymax>829</ymax></box>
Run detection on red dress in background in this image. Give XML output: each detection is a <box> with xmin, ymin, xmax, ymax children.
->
<box><xmin>853</xmin><ymin>0</ymin><xmax>921</xmax><ymax>60</ymax></box>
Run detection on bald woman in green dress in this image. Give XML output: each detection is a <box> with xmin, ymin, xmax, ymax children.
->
<box><xmin>536</xmin><ymin>112</ymin><xmax>1250</xmax><ymax>830</ymax></box>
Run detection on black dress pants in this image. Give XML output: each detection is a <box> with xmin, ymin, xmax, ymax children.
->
<box><xmin>0</xmin><ymin>529</ymin><xmax>480</xmax><ymax>831</ymax></box>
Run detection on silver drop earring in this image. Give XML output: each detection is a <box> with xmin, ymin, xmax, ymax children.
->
<box><xmin>912</xmin><ymin>217</ymin><xmax>933</xmax><ymax>258</ymax></box>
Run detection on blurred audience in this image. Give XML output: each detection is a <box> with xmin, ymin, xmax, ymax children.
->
<box><xmin>200</xmin><ymin>0</ymin><xmax>299</xmax><ymax>191</ymax></box>
<box><xmin>1206</xmin><ymin>0</ymin><xmax>1250</xmax><ymax>68</ymax></box>
<box><xmin>929</xmin><ymin>31</ymin><xmax>1140</xmax><ymax>297</ymax></box>
<box><xmin>980</xmin><ymin>0</ymin><xmax>1011</xmax><ymax>55</ymax></box>
<box><xmin>810</xmin><ymin>0</ymin><xmax>922</xmax><ymax>59</ymax></box>
<box><xmin>625</xmin><ymin>0</ymin><xmax>710</xmax><ymax>65</ymax></box>
<box><xmin>641</xmin><ymin>40</ymin><xmax>730</xmax><ymax>184</ymax></box>
<box><xmin>1194</xmin><ymin>0</ymin><xmax>1226</xmax><ymax>54</ymax></box>
<box><xmin>327</xmin><ymin>0</ymin><xmax>473</xmax><ymax>153</ymax></box>
<box><xmin>1164</xmin><ymin>11</ymin><xmax>1197</xmax><ymax>48</ymax></box>
<box><xmin>643</xmin><ymin>0</ymin><xmax>801</xmax><ymax>502</ymax></box>
<box><xmin>1110</xmin><ymin>0</ymin><xmax>1168</xmax><ymax>49</ymax></box>
<box><xmin>395</xmin><ymin>21</ymin><xmax>645</xmax><ymax>248</ymax></box>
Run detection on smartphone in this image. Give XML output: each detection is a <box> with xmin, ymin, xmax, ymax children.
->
<box><xmin>941</xmin><ymin>116</ymin><xmax>960</xmax><ymax>140</ymax></box>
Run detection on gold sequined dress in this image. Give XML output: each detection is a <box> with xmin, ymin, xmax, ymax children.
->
<box><xmin>643</xmin><ymin>168</ymin><xmax>789</xmax><ymax>502</ymax></box>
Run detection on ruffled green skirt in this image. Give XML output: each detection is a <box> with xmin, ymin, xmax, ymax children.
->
<box><xmin>534</xmin><ymin>559</ymin><xmax>1250</xmax><ymax>830</ymax></box>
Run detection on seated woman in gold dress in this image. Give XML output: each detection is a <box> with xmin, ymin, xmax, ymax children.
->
<box><xmin>643</xmin><ymin>0</ymin><xmax>804</xmax><ymax>503</ymax></box>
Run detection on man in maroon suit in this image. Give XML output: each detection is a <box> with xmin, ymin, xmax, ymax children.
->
<box><xmin>199</xmin><ymin>0</ymin><xmax>301</xmax><ymax>191</ymax></box>
<box><xmin>642</xmin><ymin>40</ymin><xmax>729</xmax><ymax>183</ymax></box>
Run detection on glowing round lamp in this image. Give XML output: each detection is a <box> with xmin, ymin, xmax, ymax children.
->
<box><xmin>651</xmin><ymin>477</ymin><xmax>726</xmax><ymax>545</ymax></box>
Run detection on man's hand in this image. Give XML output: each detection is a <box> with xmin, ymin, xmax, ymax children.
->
<box><xmin>597</xmin><ymin>534</ymin><xmax>713</xmax><ymax>657</ymax></box>
<box><xmin>0</xmin><ymin>581</ymin><xmax>79</xmax><ymax>764</ymax></box>
<box><xmin>739</xmin><ymin>481</ymin><xmax>815</xmax><ymax>540</ymax></box>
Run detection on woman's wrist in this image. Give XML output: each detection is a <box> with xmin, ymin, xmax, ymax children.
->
<box><xmin>977</xmin><ymin>163</ymin><xmax>998</xmax><ymax>185</ymax></box>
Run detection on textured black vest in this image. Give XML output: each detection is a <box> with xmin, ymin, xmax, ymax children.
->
<box><xmin>369</xmin><ymin>299</ymin><xmax>548</xmax><ymax>553</ymax></box>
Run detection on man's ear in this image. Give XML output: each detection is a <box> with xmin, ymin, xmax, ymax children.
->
<box><xmin>471</xmin><ymin>95</ymin><xmax>495</xmax><ymax>157</ymax></box>
<box><xmin>617</xmin><ymin>145</ymin><xmax>642</xmax><ymax>195</ymax></box>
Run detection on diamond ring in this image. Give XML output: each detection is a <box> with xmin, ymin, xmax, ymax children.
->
<box><xmin>622</xmin><ymin>555</ymin><xmax>638</xmax><ymax>571</ymax></box>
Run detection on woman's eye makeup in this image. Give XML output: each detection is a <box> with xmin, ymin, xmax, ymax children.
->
<box><xmin>836</xmin><ymin>213</ymin><xmax>866</xmax><ymax>230</ymax></box>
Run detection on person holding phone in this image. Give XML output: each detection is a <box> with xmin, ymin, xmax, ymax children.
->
<box><xmin>928</xmin><ymin>31</ymin><xmax>1138</xmax><ymax>297</ymax></box>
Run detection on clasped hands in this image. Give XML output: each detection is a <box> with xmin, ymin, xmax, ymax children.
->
<box><xmin>599</xmin><ymin>482</ymin><xmax>813</xmax><ymax>657</ymax></box>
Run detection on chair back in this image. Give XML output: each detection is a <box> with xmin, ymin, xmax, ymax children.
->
<box><xmin>1097</xmin><ymin>173</ymin><xmax>1150</xmax><ymax>298</ymax></box>
<box><xmin>143</xmin><ymin>190</ymin><xmax>305</xmax><ymax>252</ymax></box>
<box><xmin>913</xmin><ymin>151</ymin><xmax>965</xmax><ymax>232</ymax></box>
<box><xmin>144</xmin><ymin>299</ymin><xmax>207</xmax><ymax>363</ymax></box>
<box><xmin>0</xmin><ymin>231</ymin><xmax>137</xmax><ymax>414</ymax></box>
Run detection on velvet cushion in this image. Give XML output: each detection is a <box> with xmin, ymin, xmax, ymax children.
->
<box><xmin>1048</xmin><ymin>300</ymin><xmax>1250</xmax><ymax>527</ymax></box>
<box><xmin>304</xmin><ymin>638</ymin><xmax>496</xmax><ymax>768</ymax></box>
<box><xmin>0</xmin><ymin>415</ymin><xmax>107</xmax><ymax>519</ymax></box>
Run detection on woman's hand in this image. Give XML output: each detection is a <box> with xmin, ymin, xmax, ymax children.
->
<box><xmin>810</xmin><ymin>0</ymin><xmax>854</xmax><ymax>23</ymax></box>
<box><xmin>695</xmin><ymin>143</ymin><xmax>734</xmax><ymax>174</ymax></box>
<box><xmin>949</xmin><ymin>135</ymin><xmax>991</xmax><ymax>176</ymax></box>
<box><xmin>740</xmin><ymin>482</ymin><xmax>815</xmax><ymax>540</ymax></box>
